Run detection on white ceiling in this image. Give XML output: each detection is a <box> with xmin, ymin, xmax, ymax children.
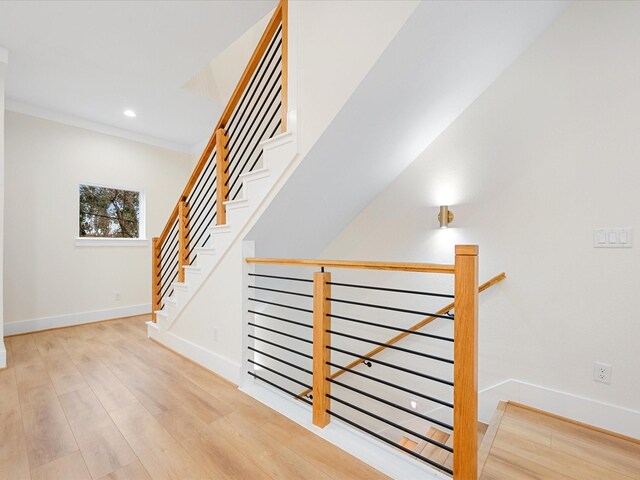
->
<box><xmin>0</xmin><ymin>0</ymin><xmax>278</xmax><ymax>152</ymax></box>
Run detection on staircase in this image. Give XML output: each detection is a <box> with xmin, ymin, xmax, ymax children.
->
<box><xmin>153</xmin><ymin>132</ymin><xmax>295</xmax><ymax>330</ymax></box>
<box><xmin>399</xmin><ymin>423</ymin><xmax>489</xmax><ymax>476</ymax></box>
<box><xmin>150</xmin><ymin>1</ymin><xmax>293</xmax><ymax>331</ymax></box>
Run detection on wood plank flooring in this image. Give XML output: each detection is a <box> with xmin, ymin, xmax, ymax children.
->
<box><xmin>481</xmin><ymin>402</ymin><xmax>640</xmax><ymax>480</ymax></box>
<box><xmin>1</xmin><ymin>315</ymin><xmax>389</xmax><ymax>480</ymax></box>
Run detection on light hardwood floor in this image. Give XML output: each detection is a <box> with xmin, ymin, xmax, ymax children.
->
<box><xmin>1</xmin><ymin>315</ymin><xmax>390</xmax><ymax>480</ymax></box>
<box><xmin>480</xmin><ymin>402</ymin><xmax>640</xmax><ymax>480</ymax></box>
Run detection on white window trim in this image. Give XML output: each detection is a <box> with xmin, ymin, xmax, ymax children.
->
<box><xmin>75</xmin><ymin>237</ymin><xmax>150</xmax><ymax>247</ymax></box>
<box><xmin>77</xmin><ymin>181</ymin><xmax>147</xmax><ymax>246</ymax></box>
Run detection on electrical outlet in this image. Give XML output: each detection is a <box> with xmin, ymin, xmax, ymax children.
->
<box><xmin>594</xmin><ymin>362</ymin><xmax>612</xmax><ymax>384</ymax></box>
<box><xmin>115</xmin><ymin>291</ymin><xmax>121</xmax><ymax>301</ymax></box>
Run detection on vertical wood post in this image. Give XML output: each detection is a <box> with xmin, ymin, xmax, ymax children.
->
<box><xmin>216</xmin><ymin>128</ymin><xmax>230</xmax><ymax>225</ymax></box>
<box><xmin>312</xmin><ymin>270</ymin><xmax>331</xmax><ymax>427</ymax></box>
<box><xmin>151</xmin><ymin>237</ymin><xmax>161</xmax><ymax>322</ymax></box>
<box><xmin>280</xmin><ymin>0</ymin><xmax>288</xmax><ymax>132</ymax></box>
<box><xmin>178</xmin><ymin>200</ymin><xmax>189</xmax><ymax>283</ymax></box>
<box><xmin>454</xmin><ymin>245</ymin><xmax>479</xmax><ymax>480</ymax></box>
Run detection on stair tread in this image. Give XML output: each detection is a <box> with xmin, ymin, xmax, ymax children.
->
<box><xmin>419</xmin><ymin>427</ymin><xmax>450</xmax><ymax>459</ymax></box>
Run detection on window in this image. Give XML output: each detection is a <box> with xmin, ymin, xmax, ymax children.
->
<box><xmin>78</xmin><ymin>184</ymin><xmax>144</xmax><ymax>240</ymax></box>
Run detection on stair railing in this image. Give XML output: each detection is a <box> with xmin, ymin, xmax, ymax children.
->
<box><xmin>245</xmin><ymin>246</ymin><xmax>485</xmax><ymax>479</ymax></box>
<box><xmin>152</xmin><ymin>0</ymin><xmax>288</xmax><ymax>320</ymax></box>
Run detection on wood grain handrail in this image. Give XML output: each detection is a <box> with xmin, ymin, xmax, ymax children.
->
<box><xmin>297</xmin><ymin>272</ymin><xmax>506</xmax><ymax>397</ymax></box>
<box><xmin>157</xmin><ymin>1</ymin><xmax>285</xmax><ymax>246</ymax></box>
<box><xmin>245</xmin><ymin>257</ymin><xmax>456</xmax><ymax>274</ymax></box>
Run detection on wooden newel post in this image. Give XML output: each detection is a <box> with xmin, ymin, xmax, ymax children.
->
<box><xmin>151</xmin><ymin>237</ymin><xmax>161</xmax><ymax>322</ymax></box>
<box><xmin>178</xmin><ymin>200</ymin><xmax>189</xmax><ymax>283</ymax></box>
<box><xmin>216</xmin><ymin>128</ymin><xmax>230</xmax><ymax>225</ymax></box>
<box><xmin>453</xmin><ymin>245</ymin><xmax>479</xmax><ymax>480</ymax></box>
<box><xmin>312</xmin><ymin>270</ymin><xmax>331</xmax><ymax>427</ymax></box>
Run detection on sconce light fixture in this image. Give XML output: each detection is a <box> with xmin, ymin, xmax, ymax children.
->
<box><xmin>438</xmin><ymin>205</ymin><xmax>454</xmax><ymax>229</ymax></box>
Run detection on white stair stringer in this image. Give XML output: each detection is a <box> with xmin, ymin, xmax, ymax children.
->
<box><xmin>151</xmin><ymin>131</ymin><xmax>298</xmax><ymax>333</ymax></box>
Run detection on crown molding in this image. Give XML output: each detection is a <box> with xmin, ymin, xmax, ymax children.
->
<box><xmin>5</xmin><ymin>99</ymin><xmax>194</xmax><ymax>153</ymax></box>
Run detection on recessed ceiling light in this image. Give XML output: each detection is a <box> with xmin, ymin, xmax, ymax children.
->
<box><xmin>123</xmin><ymin>109</ymin><xmax>136</xmax><ymax>118</ymax></box>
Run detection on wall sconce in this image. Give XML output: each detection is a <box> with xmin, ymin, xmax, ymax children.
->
<box><xmin>438</xmin><ymin>205</ymin><xmax>454</xmax><ymax>229</ymax></box>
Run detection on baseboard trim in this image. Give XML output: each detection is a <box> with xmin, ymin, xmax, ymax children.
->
<box><xmin>146</xmin><ymin>321</ymin><xmax>242</xmax><ymax>385</ymax></box>
<box><xmin>478</xmin><ymin>379</ymin><xmax>640</xmax><ymax>440</ymax></box>
<box><xmin>0</xmin><ymin>341</ymin><xmax>6</xmax><ymax>369</ymax></box>
<box><xmin>240</xmin><ymin>380</ymin><xmax>448</xmax><ymax>480</ymax></box>
<box><xmin>4</xmin><ymin>304</ymin><xmax>151</xmax><ymax>336</ymax></box>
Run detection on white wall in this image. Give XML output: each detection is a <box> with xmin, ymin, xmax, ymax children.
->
<box><xmin>321</xmin><ymin>0</ymin><xmax>640</xmax><ymax>428</ymax></box>
<box><xmin>4</xmin><ymin>112</ymin><xmax>191</xmax><ymax>333</ymax></box>
<box><xmin>296</xmin><ymin>0</ymin><xmax>419</xmax><ymax>158</ymax></box>
<box><xmin>0</xmin><ymin>48</ymin><xmax>7</xmax><ymax>366</ymax></box>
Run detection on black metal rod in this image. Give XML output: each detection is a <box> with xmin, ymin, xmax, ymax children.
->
<box><xmin>225</xmin><ymin>54</ymin><xmax>281</xmax><ymax>164</ymax></box>
<box><xmin>226</xmin><ymin>62</ymin><xmax>282</xmax><ymax>162</ymax></box>
<box><xmin>327</xmin><ymin>330</ymin><xmax>454</xmax><ymax>365</ymax></box>
<box><xmin>248</xmin><ymin>371</ymin><xmax>312</xmax><ymax>405</ymax></box>
<box><xmin>326</xmin><ymin>410</ymin><xmax>453</xmax><ymax>476</ymax></box>
<box><xmin>248</xmin><ymin>323</ymin><xmax>313</xmax><ymax>344</ymax></box>
<box><xmin>225</xmin><ymin>72</ymin><xmax>281</xmax><ymax>179</ymax></box>
<box><xmin>159</xmin><ymin>223</ymin><xmax>179</xmax><ymax>258</ymax></box>
<box><xmin>248</xmin><ymin>285</ymin><xmax>313</xmax><ymax>298</ymax></box>
<box><xmin>239</xmin><ymin>118</ymin><xmax>282</xmax><ymax>185</ymax></box>
<box><xmin>326</xmin><ymin>361</ymin><xmax>453</xmax><ymax>409</ymax></box>
<box><xmin>159</xmin><ymin>256</ymin><xmax>179</xmax><ymax>290</ymax></box>
<box><xmin>327</xmin><ymin>297</ymin><xmax>454</xmax><ymax>320</ymax></box>
<box><xmin>226</xmin><ymin>39</ymin><xmax>282</xmax><ymax>156</ymax></box>
<box><xmin>248</xmin><ymin>347</ymin><xmax>313</xmax><ymax>375</ymax></box>
<box><xmin>185</xmin><ymin>167</ymin><xmax>216</xmax><ymax>229</ymax></box>
<box><xmin>227</xmin><ymin>95</ymin><xmax>281</xmax><ymax>198</ymax></box>
<box><xmin>185</xmin><ymin>193</ymin><xmax>217</xmax><ymax>249</ymax></box>
<box><xmin>327</xmin><ymin>313</ymin><xmax>454</xmax><ymax>343</ymax></box>
<box><xmin>327</xmin><ymin>345</ymin><xmax>454</xmax><ymax>387</ymax></box>
<box><xmin>185</xmin><ymin>168</ymin><xmax>216</xmax><ymax>233</ymax></box>
<box><xmin>186</xmin><ymin>186</ymin><xmax>215</xmax><ymax>235</ymax></box>
<box><xmin>226</xmin><ymin>26</ymin><xmax>282</xmax><ymax>133</ymax></box>
<box><xmin>186</xmin><ymin>154</ymin><xmax>216</xmax><ymax>207</ymax></box>
<box><xmin>160</xmin><ymin>258</ymin><xmax>179</xmax><ymax>288</ymax></box>
<box><xmin>159</xmin><ymin>245</ymin><xmax>179</xmax><ymax>282</ymax></box>
<box><xmin>247</xmin><ymin>359</ymin><xmax>312</xmax><ymax>390</ymax></box>
<box><xmin>248</xmin><ymin>309</ymin><xmax>312</xmax><ymax>329</ymax></box>
<box><xmin>248</xmin><ymin>334</ymin><xmax>312</xmax><ymax>360</ymax></box>
<box><xmin>248</xmin><ymin>297</ymin><xmax>313</xmax><ymax>314</ymax></box>
<box><xmin>327</xmin><ymin>281</ymin><xmax>454</xmax><ymax>299</ymax></box>
<box><xmin>159</xmin><ymin>235</ymin><xmax>178</xmax><ymax>265</ymax></box>
<box><xmin>248</xmin><ymin>273</ymin><xmax>313</xmax><ymax>283</ymax></box>
<box><xmin>327</xmin><ymin>394</ymin><xmax>453</xmax><ymax>453</ymax></box>
<box><xmin>186</xmin><ymin>206</ymin><xmax>218</xmax><ymax>256</ymax></box>
<box><xmin>185</xmin><ymin>206</ymin><xmax>217</xmax><ymax>254</ymax></box>
<box><xmin>160</xmin><ymin>269</ymin><xmax>179</xmax><ymax>299</ymax></box>
<box><xmin>328</xmin><ymin>377</ymin><xmax>453</xmax><ymax>431</ymax></box>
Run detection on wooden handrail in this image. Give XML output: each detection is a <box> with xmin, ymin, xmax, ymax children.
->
<box><xmin>157</xmin><ymin>1</ymin><xmax>285</xmax><ymax>246</ymax></box>
<box><xmin>245</xmin><ymin>257</ymin><xmax>455</xmax><ymax>274</ymax></box>
<box><xmin>297</xmin><ymin>272</ymin><xmax>506</xmax><ymax>397</ymax></box>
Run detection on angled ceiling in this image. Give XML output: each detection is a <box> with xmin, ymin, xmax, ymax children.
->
<box><xmin>249</xmin><ymin>0</ymin><xmax>570</xmax><ymax>257</ymax></box>
<box><xmin>0</xmin><ymin>0</ymin><xmax>277</xmax><ymax>151</ymax></box>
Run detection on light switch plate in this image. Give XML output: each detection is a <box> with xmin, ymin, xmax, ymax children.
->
<box><xmin>594</xmin><ymin>228</ymin><xmax>632</xmax><ymax>248</ymax></box>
